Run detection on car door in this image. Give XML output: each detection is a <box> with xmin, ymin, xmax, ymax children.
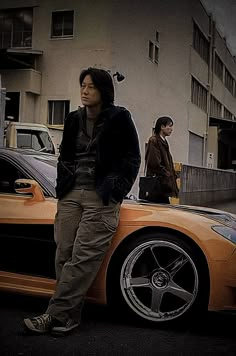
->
<box><xmin>0</xmin><ymin>157</ymin><xmax>56</xmax><ymax>279</ymax></box>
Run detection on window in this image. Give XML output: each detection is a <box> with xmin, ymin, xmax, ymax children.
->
<box><xmin>0</xmin><ymin>158</ymin><xmax>26</xmax><ymax>194</ymax></box>
<box><xmin>0</xmin><ymin>8</ymin><xmax>33</xmax><ymax>48</ymax></box>
<box><xmin>17</xmin><ymin>129</ymin><xmax>55</xmax><ymax>154</ymax></box>
<box><xmin>148</xmin><ymin>41</ymin><xmax>154</xmax><ymax>60</ymax></box>
<box><xmin>193</xmin><ymin>22</ymin><xmax>209</xmax><ymax>64</ymax></box>
<box><xmin>210</xmin><ymin>95</ymin><xmax>222</xmax><ymax>118</ymax></box>
<box><xmin>48</xmin><ymin>100</ymin><xmax>70</xmax><ymax>125</ymax></box>
<box><xmin>188</xmin><ymin>132</ymin><xmax>204</xmax><ymax>166</ymax></box>
<box><xmin>191</xmin><ymin>77</ymin><xmax>207</xmax><ymax>112</ymax></box>
<box><xmin>214</xmin><ymin>53</ymin><xmax>223</xmax><ymax>81</ymax></box>
<box><xmin>225</xmin><ymin>68</ymin><xmax>234</xmax><ymax>95</ymax></box>
<box><xmin>5</xmin><ymin>92</ymin><xmax>20</xmax><ymax>121</ymax></box>
<box><xmin>51</xmin><ymin>10</ymin><xmax>74</xmax><ymax>38</ymax></box>
<box><xmin>154</xmin><ymin>45</ymin><xmax>159</xmax><ymax>63</ymax></box>
<box><xmin>223</xmin><ymin>107</ymin><xmax>233</xmax><ymax>120</ymax></box>
<box><xmin>148</xmin><ymin>31</ymin><xmax>160</xmax><ymax>64</ymax></box>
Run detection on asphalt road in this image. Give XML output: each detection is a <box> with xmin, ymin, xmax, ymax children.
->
<box><xmin>0</xmin><ymin>292</ymin><xmax>236</xmax><ymax>356</ymax></box>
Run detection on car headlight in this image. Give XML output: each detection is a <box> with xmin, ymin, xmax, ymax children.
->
<box><xmin>212</xmin><ymin>225</ymin><xmax>236</xmax><ymax>244</ymax></box>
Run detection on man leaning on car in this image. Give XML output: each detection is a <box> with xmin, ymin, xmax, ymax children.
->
<box><xmin>23</xmin><ymin>67</ymin><xmax>141</xmax><ymax>335</ymax></box>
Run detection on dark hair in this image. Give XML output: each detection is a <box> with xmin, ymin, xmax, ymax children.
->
<box><xmin>154</xmin><ymin>116</ymin><xmax>174</xmax><ymax>134</ymax></box>
<box><xmin>79</xmin><ymin>67</ymin><xmax>114</xmax><ymax>107</ymax></box>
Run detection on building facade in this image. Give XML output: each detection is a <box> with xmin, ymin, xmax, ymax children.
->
<box><xmin>1</xmin><ymin>0</ymin><xmax>236</xmax><ymax>194</ymax></box>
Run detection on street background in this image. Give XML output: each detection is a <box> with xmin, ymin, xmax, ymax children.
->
<box><xmin>207</xmin><ymin>199</ymin><xmax>236</xmax><ymax>214</ymax></box>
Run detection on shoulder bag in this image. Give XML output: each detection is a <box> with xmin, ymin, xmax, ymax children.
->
<box><xmin>138</xmin><ymin>175</ymin><xmax>162</xmax><ymax>201</ymax></box>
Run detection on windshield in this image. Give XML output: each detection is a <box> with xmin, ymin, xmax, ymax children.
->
<box><xmin>23</xmin><ymin>154</ymin><xmax>57</xmax><ymax>187</ymax></box>
<box><xmin>17</xmin><ymin>129</ymin><xmax>55</xmax><ymax>154</ymax></box>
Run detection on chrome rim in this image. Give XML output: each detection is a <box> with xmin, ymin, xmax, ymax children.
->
<box><xmin>120</xmin><ymin>240</ymin><xmax>199</xmax><ymax>322</ymax></box>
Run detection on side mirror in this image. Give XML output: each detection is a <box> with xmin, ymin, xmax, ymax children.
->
<box><xmin>15</xmin><ymin>181</ymin><xmax>31</xmax><ymax>191</ymax></box>
<box><xmin>14</xmin><ymin>179</ymin><xmax>45</xmax><ymax>202</ymax></box>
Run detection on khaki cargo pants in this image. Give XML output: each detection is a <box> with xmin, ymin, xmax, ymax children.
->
<box><xmin>46</xmin><ymin>189</ymin><xmax>121</xmax><ymax>324</ymax></box>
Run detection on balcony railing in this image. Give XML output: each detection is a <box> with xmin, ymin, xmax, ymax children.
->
<box><xmin>0</xmin><ymin>31</ymin><xmax>32</xmax><ymax>48</ymax></box>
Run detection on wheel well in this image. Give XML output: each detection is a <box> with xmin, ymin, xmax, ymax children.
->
<box><xmin>107</xmin><ymin>226</ymin><xmax>210</xmax><ymax>303</ymax></box>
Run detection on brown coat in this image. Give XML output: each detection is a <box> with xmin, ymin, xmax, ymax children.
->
<box><xmin>145</xmin><ymin>134</ymin><xmax>179</xmax><ymax>197</ymax></box>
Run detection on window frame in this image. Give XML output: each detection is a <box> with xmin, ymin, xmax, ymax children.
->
<box><xmin>210</xmin><ymin>95</ymin><xmax>222</xmax><ymax>118</ymax></box>
<box><xmin>214</xmin><ymin>52</ymin><xmax>224</xmax><ymax>81</ymax></box>
<box><xmin>50</xmin><ymin>10</ymin><xmax>74</xmax><ymax>39</ymax></box>
<box><xmin>0</xmin><ymin>7</ymin><xmax>33</xmax><ymax>48</ymax></box>
<box><xmin>193</xmin><ymin>21</ymin><xmax>209</xmax><ymax>64</ymax></box>
<box><xmin>191</xmin><ymin>76</ymin><xmax>207</xmax><ymax>112</ymax></box>
<box><xmin>223</xmin><ymin>106</ymin><xmax>233</xmax><ymax>120</ymax></box>
<box><xmin>224</xmin><ymin>67</ymin><xmax>234</xmax><ymax>96</ymax></box>
<box><xmin>148</xmin><ymin>31</ymin><xmax>160</xmax><ymax>64</ymax></box>
<box><xmin>0</xmin><ymin>157</ymin><xmax>28</xmax><ymax>195</ymax></box>
<box><xmin>48</xmin><ymin>100</ymin><xmax>70</xmax><ymax>125</ymax></box>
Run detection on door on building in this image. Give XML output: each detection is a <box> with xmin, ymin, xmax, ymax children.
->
<box><xmin>218</xmin><ymin>129</ymin><xmax>236</xmax><ymax>170</ymax></box>
<box><xmin>188</xmin><ymin>132</ymin><xmax>204</xmax><ymax>166</ymax></box>
<box><xmin>5</xmin><ymin>92</ymin><xmax>20</xmax><ymax>121</ymax></box>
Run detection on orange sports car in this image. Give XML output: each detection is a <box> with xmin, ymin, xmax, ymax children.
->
<box><xmin>0</xmin><ymin>147</ymin><xmax>236</xmax><ymax>325</ymax></box>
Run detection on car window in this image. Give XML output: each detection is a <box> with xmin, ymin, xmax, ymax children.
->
<box><xmin>17</xmin><ymin>129</ymin><xmax>55</xmax><ymax>154</ymax></box>
<box><xmin>38</xmin><ymin>131</ymin><xmax>55</xmax><ymax>154</ymax></box>
<box><xmin>23</xmin><ymin>154</ymin><xmax>57</xmax><ymax>187</ymax></box>
<box><xmin>0</xmin><ymin>158</ymin><xmax>27</xmax><ymax>194</ymax></box>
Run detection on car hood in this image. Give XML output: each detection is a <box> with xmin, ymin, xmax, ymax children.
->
<box><xmin>148</xmin><ymin>202</ymin><xmax>236</xmax><ymax>229</ymax></box>
<box><xmin>124</xmin><ymin>199</ymin><xmax>236</xmax><ymax>229</ymax></box>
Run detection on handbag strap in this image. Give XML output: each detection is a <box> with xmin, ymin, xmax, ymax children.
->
<box><xmin>144</xmin><ymin>160</ymin><xmax>148</xmax><ymax>176</ymax></box>
<box><xmin>144</xmin><ymin>141</ymin><xmax>150</xmax><ymax>176</ymax></box>
<box><xmin>144</xmin><ymin>142</ymin><xmax>157</xmax><ymax>178</ymax></box>
<box><xmin>144</xmin><ymin>142</ymin><xmax>150</xmax><ymax>176</ymax></box>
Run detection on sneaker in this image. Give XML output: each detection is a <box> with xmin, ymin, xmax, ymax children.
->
<box><xmin>51</xmin><ymin>319</ymin><xmax>79</xmax><ymax>336</ymax></box>
<box><xmin>24</xmin><ymin>313</ymin><xmax>55</xmax><ymax>334</ymax></box>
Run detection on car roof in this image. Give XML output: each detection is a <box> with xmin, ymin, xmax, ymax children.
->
<box><xmin>7</xmin><ymin>122</ymin><xmax>49</xmax><ymax>129</ymax></box>
<box><xmin>0</xmin><ymin>146</ymin><xmax>57</xmax><ymax>160</ymax></box>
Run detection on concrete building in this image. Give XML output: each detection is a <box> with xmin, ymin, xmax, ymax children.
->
<box><xmin>1</xmin><ymin>0</ymin><xmax>236</xmax><ymax>194</ymax></box>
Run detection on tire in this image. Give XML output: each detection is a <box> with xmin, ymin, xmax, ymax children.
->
<box><xmin>107</xmin><ymin>231</ymin><xmax>209</xmax><ymax>325</ymax></box>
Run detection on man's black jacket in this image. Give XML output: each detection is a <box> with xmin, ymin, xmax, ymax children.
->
<box><xmin>56</xmin><ymin>105</ymin><xmax>141</xmax><ymax>205</ymax></box>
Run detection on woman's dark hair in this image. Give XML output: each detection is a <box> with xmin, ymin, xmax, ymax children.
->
<box><xmin>154</xmin><ymin>116</ymin><xmax>174</xmax><ymax>134</ymax></box>
<box><xmin>79</xmin><ymin>67</ymin><xmax>114</xmax><ymax>107</ymax></box>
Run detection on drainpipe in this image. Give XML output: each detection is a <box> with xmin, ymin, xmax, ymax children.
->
<box><xmin>204</xmin><ymin>16</ymin><xmax>214</xmax><ymax>167</ymax></box>
<box><xmin>0</xmin><ymin>87</ymin><xmax>6</xmax><ymax>146</ymax></box>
